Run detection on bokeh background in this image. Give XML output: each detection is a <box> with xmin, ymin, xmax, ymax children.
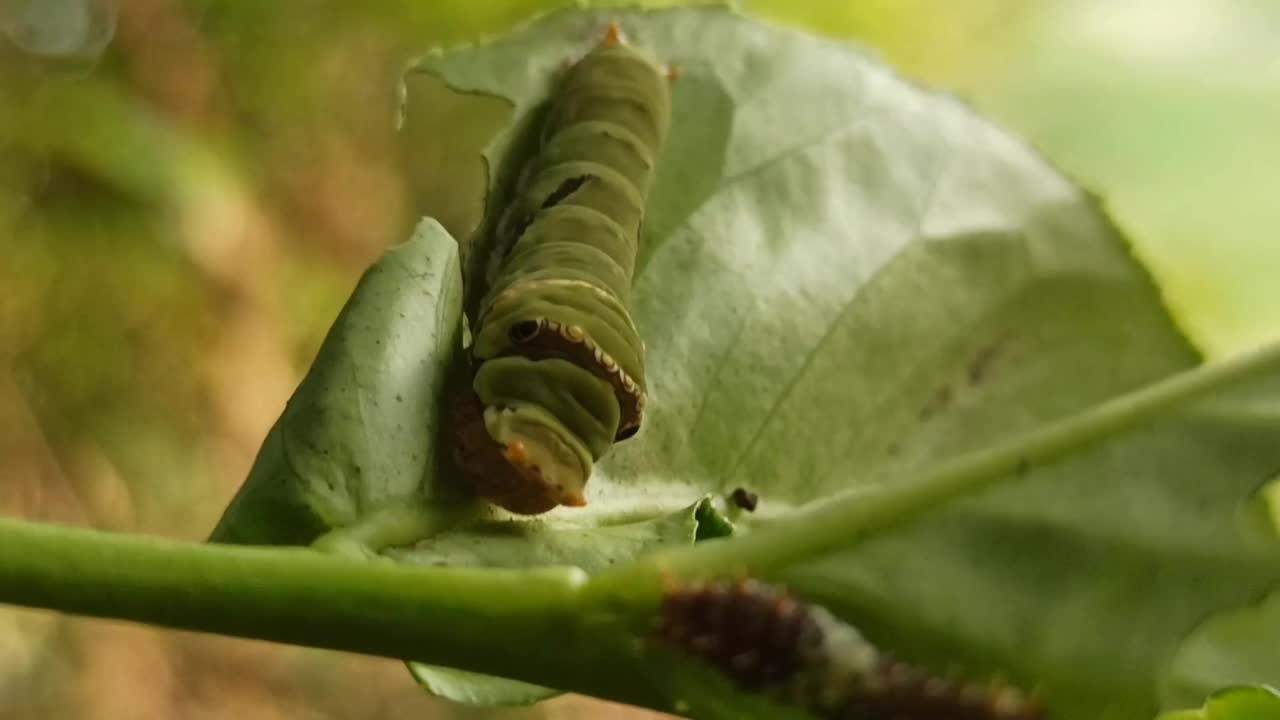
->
<box><xmin>1</xmin><ymin>0</ymin><xmax>1276</xmax><ymax>718</ymax></box>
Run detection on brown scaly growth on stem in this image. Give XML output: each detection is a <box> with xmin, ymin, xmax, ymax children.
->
<box><xmin>656</xmin><ymin>577</ymin><xmax>826</xmax><ymax>690</ymax></box>
<box><xmin>836</xmin><ymin>654</ymin><xmax>1043</xmax><ymax>719</ymax></box>
<box><xmin>655</xmin><ymin>578</ymin><xmax>1044</xmax><ymax>720</ymax></box>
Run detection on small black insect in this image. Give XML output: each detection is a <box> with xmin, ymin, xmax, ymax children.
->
<box><xmin>654</xmin><ymin>578</ymin><xmax>1043</xmax><ymax>720</ymax></box>
<box><xmin>729</xmin><ymin>487</ymin><xmax>759</xmax><ymax>512</ymax></box>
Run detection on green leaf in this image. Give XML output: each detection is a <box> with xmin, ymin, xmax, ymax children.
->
<box><xmin>1158</xmin><ymin>686</ymin><xmax>1280</xmax><ymax>720</ymax></box>
<box><xmin>406</xmin><ymin>665</ymin><xmax>559</xmax><ymax>707</ymax></box>
<box><xmin>1161</xmin><ymin>591</ymin><xmax>1280</xmax><ymax>710</ymax></box>
<box><xmin>210</xmin><ymin>218</ymin><xmax>467</xmax><ymax>546</ymax></box>
<box><xmin>408</xmin><ymin>7</ymin><xmax>1280</xmax><ymax>716</ymax></box>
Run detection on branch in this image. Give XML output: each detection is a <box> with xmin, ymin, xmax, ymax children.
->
<box><xmin>1</xmin><ymin>339</ymin><xmax>1276</xmax><ymax>716</ymax></box>
<box><xmin>586</xmin><ymin>339</ymin><xmax>1280</xmax><ymax>600</ymax></box>
<box><xmin>0</xmin><ymin>518</ymin><xmax>657</xmax><ymax>707</ymax></box>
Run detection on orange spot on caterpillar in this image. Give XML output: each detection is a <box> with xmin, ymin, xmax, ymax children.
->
<box><xmin>665</xmin><ymin>64</ymin><xmax>681</xmax><ymax>82</ymax></box>
<box><xmin>657</xmin><ymin>565</ymin><xmax>679</xmax><ymax>595</ymax></box>
<box><xmin>602</xmin><ymin>21</ymin><xmax>624</xmax><ymax>47</ymax></box>
<box><xmin>562</xmin><ymin>492</ymin><xmax>588</xmax><ymax>507</ymax></box>
<box><xmin>504</xmin><ymin>440</ymin><xmax>529</xmax><ymax>466</ymax></box>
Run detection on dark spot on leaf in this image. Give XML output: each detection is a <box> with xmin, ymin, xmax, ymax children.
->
<box><xmin>968</xmin><ymin>336</ymin><xmax>1009</xmax><ymax>386</ymax></box>
<box><xmin>1016</xmin><ymin>459</ymin><xmax>1030</xmax><ymax>476</ymax></box>
<box><xmin>396</xmin><ymin>393</ymin><xmax>403</xmax><ymax>402</ymax></box>
<box><xmin>918</xmin><ymin>385</ymin><xmax>953</xmax><ymax>422</ymax></box>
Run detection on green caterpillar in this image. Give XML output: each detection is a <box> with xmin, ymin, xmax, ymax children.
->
<box><xmin>451</xmin><ymin>24</ymin><xmax>671</xmax><ymax>514</ymax></box>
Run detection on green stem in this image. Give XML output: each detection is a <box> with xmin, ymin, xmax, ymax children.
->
<box><xmin>0</xmin><ymin>517</ymin><xmax>655</xmax><ymax>706</ymax></box>
<box><xmin>589</xmin><ymin>339</ymin><xmax>1280</xmax><ymax>601</ymax></box>
<box><xmin>1</xmin><ymin>340</ymin><xmax>1276</xmax><ymax>712</ymax></box>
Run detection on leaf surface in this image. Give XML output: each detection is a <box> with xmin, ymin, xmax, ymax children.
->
<box><xmin>214</xmin><ymin>7</ymin><xmax>1280</xmax><ymax>717</ymax></box>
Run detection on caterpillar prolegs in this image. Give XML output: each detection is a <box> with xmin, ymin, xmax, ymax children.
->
<box><xmin>656</xmin><ymin>578</ymin><xmax>1044</xmax><ymax>720</ymax></box>
<box><xmin>451</xmin><ymin>24</ymin><xmax>671</xmax><ymax>514</ymax></box>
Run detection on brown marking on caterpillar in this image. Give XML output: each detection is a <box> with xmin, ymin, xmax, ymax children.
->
<box><xmin>539</xmin><ymin>174</ymin><xmax>591</xmax><ymax>209</ymax></box>
<box><xmin>496</xmin><ymin>316</ymin><xmax>645</xmax><ymax>440</ymax></box>
<box><xmin>449</xmin><ymin>388</ymin><xmax>561</xmax><ymax>515</ymax></box>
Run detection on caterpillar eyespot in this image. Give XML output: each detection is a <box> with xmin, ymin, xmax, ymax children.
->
<box><xmin>451</xmin><ymin>22</ymin><xmax>669</xmax><ymax>514</ymax></box>
<box><xmin>508</xmin><ymin>319</ymin><xmax>541</xmax><ymax>344</ymax></box>
<box><xmin>655</xmin><ymin>578</ymin><xmax>1044</xmax><ymax>720</ymax></box>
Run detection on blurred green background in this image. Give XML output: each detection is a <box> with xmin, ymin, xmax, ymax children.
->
<box><xmin>0</xmin><ymin>0</ymin><xmax>1276</xmax><ymax>718</ymax></box>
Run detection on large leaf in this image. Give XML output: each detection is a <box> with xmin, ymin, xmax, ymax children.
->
<box><xmin>212</xmin><ymin>5</ymin><xmax>1280</xmax><ymax>718</ymax></box>
<box><xmin>409</xmin><ymin>7</ymin><xmax>1280</xmax><ymax>717</ymax></box>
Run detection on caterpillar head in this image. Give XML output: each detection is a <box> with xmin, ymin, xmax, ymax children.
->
<box><xmin>484</xmin><ymin>402</ymin><xmax>591</xmax><ymax>508</ymax></box>
<box><xmin>452</xmin><ymin>355</ymin><xmax>618</xmax><ymax>514</ymax></box>
<box><xmin>451</xmin><ymin>388</ymin><xmax>590</xmax><ymax>514</ymax></box>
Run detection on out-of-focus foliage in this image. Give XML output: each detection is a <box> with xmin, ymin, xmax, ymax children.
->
<box><xmin>1162</xmin><ymin>591</ymin><xmax>1280</xmax><ymax>711</ymax></box>
<box><xmin>1158</xmin><ymin>685</ymin><xmax>1280</xmax><ymax>720</ymax></box>
<box><xmin>1</xmin><ymin>0</ymin><xmax>1275</xmax><ymax>718</ymax></box>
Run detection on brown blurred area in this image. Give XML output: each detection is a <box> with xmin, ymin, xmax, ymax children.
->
<box><xmin>0</xmin><ymin>0</ymin><xmax>669</xmax><ymax>717</ymax></box>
